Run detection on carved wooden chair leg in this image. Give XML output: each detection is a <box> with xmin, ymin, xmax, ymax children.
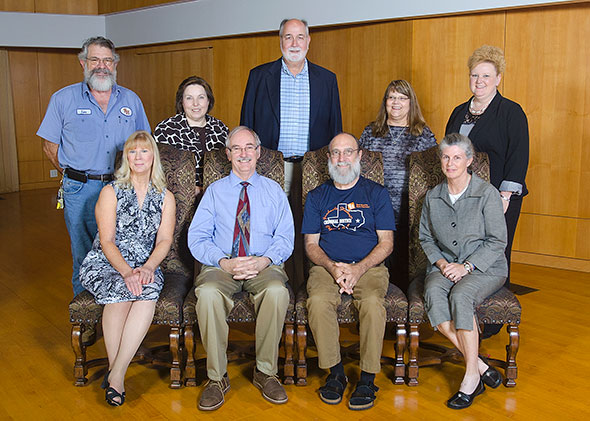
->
<box><xmin>169</xmin><ymin>326</ymin><xmax>182</xmax><ymax>389</ymax></box>
<box><xmin>393</xmin><ymin>323</ymin><xmax>406</xmax><ymax>385</ymax></box>
<box><xmin>71</xmin><ymin>323</ymin><xmax>88</xmax><ymax>386</ymax></box>
<box><xmin>184</xmin><ymin>324</ymin><xmax>196</xmax><ymax>387</ymax></box>
<box><xmin>505</xmin><ymin>324</ymin><xmax>519</xmax><ymax>387</ymax></box>
<box><xmin>407</xmin><ymin>323</ymin><xmax>419</xmax><ymax>386</ymax></box>
<box><xmin>283</xmin><ymin>322</ymin><xmax>295</xmax><ymax>385</ymax></box>
<box><xmin>296</xmin><ymin>324</ymin><xmax>307</xmax><ymax>386</ymax></box>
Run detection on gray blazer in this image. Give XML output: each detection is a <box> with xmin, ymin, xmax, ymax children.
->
<box><xmin>419</xmin><ymin>174</ymin><xmax>508</xmax><ymax>277</ymax></box>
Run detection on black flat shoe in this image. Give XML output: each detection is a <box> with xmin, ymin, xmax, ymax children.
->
<box><xmin>446</xmin><ymin>380</ymin><xmax>485</xmax><ymax>409</ymax></box>
<box><xmin>319</xmin><ymin>373</ymin><xmax>348</xmax><ymax>405</ymax></box>
<box><xmin>101</xmin><ymin>370</ymin><xmax>111</xmax><ymax>390</ymax></box>
<box><xmin>481</xmin><ymin>365</ymin><xmax>502</xmax><ymax>388</ymax></box>
<box><xmin>105</xmin><ymin>386</ymin><xmax>126</xmax><ymax>407</ymax></box>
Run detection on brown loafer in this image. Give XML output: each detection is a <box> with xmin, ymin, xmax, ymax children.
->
<box><xmin>198</xmin><ymin>374</ymin><xmax>230</xmax><ymax>411</ymax></box>
<box><xmin>253</xmin><ymin>368</ymin><xmax>288</xmax><ymax>404</ymax></box>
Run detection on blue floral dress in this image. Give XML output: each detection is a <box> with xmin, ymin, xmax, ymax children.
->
<box><xmin>80</xmin><ymin>183</ymin><xmax>165</xmax><ymax>304</ymax></box>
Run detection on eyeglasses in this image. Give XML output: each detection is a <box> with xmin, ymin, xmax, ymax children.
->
<box><xmin>228</xmin><ymin>145</ymin><xmax>259</xmax><ymax>154</ymax></box>
<box><xmin>329</xmin><ymin>148</ymin><xmax>358</xmax><ymax>157</ymax></box>
<box><xmin>87</xmin><ymin>57</ymin><xmax>115</xmax><ymax>66</ymax></box>
<box><xmin>388</xmin><ymin>95</ymin><xmax>409</xmax><ymax>102</ymax></box>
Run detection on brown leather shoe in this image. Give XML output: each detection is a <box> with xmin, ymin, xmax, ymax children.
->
<box><xmin>198</xmin><ymin>374</ymin><xmax>230</xmax><ymax>411</ymax></box>
<box><xmin>253</xmin><ymin>368</ymin><xmax>288</xmax><ymax>404</ymax></box>
<box><xmin>81</xmin><ymin>324</ymin><xmax>97</xmax><ymax>346</ymax></box>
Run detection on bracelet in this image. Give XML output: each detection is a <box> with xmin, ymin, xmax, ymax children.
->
<box><xmin>500</xmin><ymin>194</ymin><xmax>511</xmax><ymax>202</ymax></box>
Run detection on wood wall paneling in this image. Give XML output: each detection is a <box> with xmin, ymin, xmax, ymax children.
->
<box><xmin>118</xmin><ymin>44</ymin><xmax>214</xmax><ymax>129</ymax></box>
<box><xmin>411</xmin><ymin>12</ymin><xmax>506</xmax><ymax>140</ymax></box>
<box><xmin>505</xmin><ymin>5</ymin><xmax>590</xmax><ymax>219</ymax></box>
<box><xmin>309</xmin><ymin>21</ymin><xmax>413</xmax><ymax>137</ymax></box>
<box><xmin>34</xmin><ymin>0</ymin><xmax>98</xmax><ymax>14</ymax></box>
<box><xmin>0</xmin><ymin>0</ymin><xmax>33</xmax><ymax>12</ymax></box>
<box><xmin>98</xmin><ymin>0</ymin><xmax>177</xmax><ymax>15</ymax></box>
<box><xmin>37</xmin><ymin>50</ymin><xmax>82</xmax><ymax>115</ymax></box>
<box><xmin>211</xmin><ymin>34</ymin><xmax>277</xmax><ymax>129</ymax></box>
<box><xmin>9</xmin><ymin>50</ymin><xmax>42</xmax><ymax>167</ymax></box>
<box><xmin>505</xmin><ymin>4</ymin><xmax>590</xmax><ymax>265</ymax></box>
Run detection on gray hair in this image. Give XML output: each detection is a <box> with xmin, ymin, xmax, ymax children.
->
<box><xmin>78</xmin><ymin>36</ymin><xmax>120</xmax><ymax>63</ymax></box>
<box><xmin>226</xmin><ymin>126</ymin><xmax>262</xmax><ymax>148</ymax></box>
<box><xmin>279</xmin><ymin>18</ymin><xmax>309</xmax><ymax>37</ymax></box>
<box><xmin>439</xmin><ymin>133</ymin><xmax>474</xmax><ymax>159</ymax></box>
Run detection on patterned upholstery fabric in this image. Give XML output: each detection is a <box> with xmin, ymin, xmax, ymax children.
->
<box><xmin>68</xmin><ymin>144</ymin><xmax>197</xmax><ymax>326</ymax></box>
<box><xmin>407</xmin><ymin>145</ymin><xmax>521</xmax><ymax>325</ymax></box>
<box><xmin>184</xmin><ymin>145</ymin><xmax>294</xmax><ymax>325</ymax></box>
<box><xmin>296</xmin><ymin>283</ymin><xmax>407</xmax><ymax>325</ymax></box>
<box><xmin>69</xmin><ymin>290</ymin><xmax>102</xmax><ymax>324</ymax></box>
<box><xmin>302</xmin><ymin>146</ymin><xmax>384</xmax><ymax>207</ymax></box>
<box><xmin>297</xmin><ymin>146</ymin><xmax>407</xmax><ymax>325</ymax></box>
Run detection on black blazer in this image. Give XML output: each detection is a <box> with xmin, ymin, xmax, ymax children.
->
<box><xmin>240</xmin><ymin>58</ymin><xmax>342</xmax><ymax>152</ymax></box>
<box><xmin>446</xmin><ymin>92</ymin><xmax>529</xmax><ymax>196</ymax></box>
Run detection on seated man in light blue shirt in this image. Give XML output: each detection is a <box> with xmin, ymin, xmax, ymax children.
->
<box><xmin>37</xmin><ymin>36</ymin><xmax>150</xmax><ymax>306</ymax></box>
<box><xmin>188</xmin><ymin>126</ymin><xmax>294</xmax><ymax>411</ymax></box>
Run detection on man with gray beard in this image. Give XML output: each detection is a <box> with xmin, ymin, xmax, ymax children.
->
<box><xmin>37</xmin><ymin>37</ymin><xmax>150</xmax><ymax>323</ymax></box>
<box><xmin>302</xmin><ymin>133</ymin><xmax>395</xmax><ymax>411</ymax></box>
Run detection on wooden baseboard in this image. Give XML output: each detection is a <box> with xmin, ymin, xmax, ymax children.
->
<box><xmin>512</xmin><ymin>251</ymin><xmax>590</xmax><ymax>273</ymax></box>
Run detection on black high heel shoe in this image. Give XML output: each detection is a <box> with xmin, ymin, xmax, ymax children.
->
<box><xmin>447</xmin><ymin>379</ymin><xmax>485</xmax><ymax>409</ymax></box>
<box><xmin>101</xmin><ymin>370</ymin><xmax>110</xmax><ymax>390</ymax></box>
<box><xmin>106</xmin><ymin>386</ymin><xmax>126</xmax><ymax>407</ymax></box>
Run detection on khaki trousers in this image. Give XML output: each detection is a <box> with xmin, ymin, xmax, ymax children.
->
<box><xmin>306</xmin><ymin>264</ymin><xmax>389</xmax><ymax>374</ymax></box>
<box><xmin>195</xmin><ymin>265</ymin><xmax>289</xmax><ymax>381</ymax></box>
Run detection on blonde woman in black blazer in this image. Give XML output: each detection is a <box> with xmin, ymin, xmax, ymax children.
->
<box><xmin>446</xmin><ymin>45</ymin><xmax>529</xmax><ymax>337</ymax></box>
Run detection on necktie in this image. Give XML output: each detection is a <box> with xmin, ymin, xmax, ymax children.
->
<box><xmin>231</xmin><ymin>181</ymin><xmax>250</xmax><ymax>258</ymax></box>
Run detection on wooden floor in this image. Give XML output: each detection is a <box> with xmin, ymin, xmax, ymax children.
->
<box><xmin>1</xmin><ymin>188</ymin><xmax>589</xmax><ymax>420</ymax></box>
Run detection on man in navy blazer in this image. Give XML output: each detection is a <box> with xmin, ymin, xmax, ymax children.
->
<box><xmin>240</xmin><ymin>18</ymin><xmax>342</xmax><ymax>186</ymax></box>
<box><xmin>240</xmin><ymin>18</ymin><xmax>342</xmax><ymax>291</ymax></box>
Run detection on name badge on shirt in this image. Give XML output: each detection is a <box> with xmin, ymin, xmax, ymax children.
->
<box><xmin>76</xmin><ymin>108</ymin><xmax>92</xmax><ymax>115</ymax></box>
<box><xmin>120</xmin><ymin>106</ymin><xmax>133</xmax><ymax>117</ymax></box>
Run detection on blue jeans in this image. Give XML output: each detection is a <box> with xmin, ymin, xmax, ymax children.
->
<box><xmin>63</xmin><ymin>175</ymin><xmax>109</xmax><ymax>296</ymax></box>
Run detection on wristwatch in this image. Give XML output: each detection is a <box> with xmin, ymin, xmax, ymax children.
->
<box><xmin>463</xmin><ymin>261</ymin><xmax>474</xmax><ymax>274</ymax></box>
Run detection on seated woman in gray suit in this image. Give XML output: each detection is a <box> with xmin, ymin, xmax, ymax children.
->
<box><xmin>418</xmin><ymin>133</ymin><xmax>506</xmax><ymax>410</ymax></box>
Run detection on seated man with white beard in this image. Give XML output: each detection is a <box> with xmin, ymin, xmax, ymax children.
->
<box><xmin>302</xmin><ymin>133</ymin><xmax>395</xmax><ymax>411</ymax></box>
<box><xmin>37</xmin><ymin>36</ymin><xmax>150</xmax><ymax>311</ymax></box>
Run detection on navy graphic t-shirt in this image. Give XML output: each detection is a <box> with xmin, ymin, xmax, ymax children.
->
<box><xmin>302</xmin><ymin>177</ymin><xmax>396</xmax><ymax>263</ymax></box>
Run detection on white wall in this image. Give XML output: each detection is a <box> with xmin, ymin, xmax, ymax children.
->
<box><xmin>0</xmin><ymin>0</ymin><xmax>576</xmax><ymax>49</ymax></box>
<box><xmin>0</xmin><ymin>12</ymin><xmax>104</xmax><ymax>48</ymax></box>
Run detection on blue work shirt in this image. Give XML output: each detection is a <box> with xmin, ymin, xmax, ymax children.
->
<box><xmin>37</xmin><ymin>82</ymin><xmax>150</xmax><ymax>175</ymax></box>
<box><xmin>188</xmin><ymin>171</ymin><xmax>294</xmax><ymax>267</ymax></box>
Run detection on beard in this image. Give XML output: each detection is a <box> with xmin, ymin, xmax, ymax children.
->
<box><xmin>84</xmin><ymin>64</ymin><xmax>116</xmax><ymax>92</ymax></box>
<box><xmin>328</xmin><ymin>158</ymin><xmax>361</xmax><ymax>186</ymax></box>
<box><xmin>281</xmin><ymin>47</ymin><xmax>307</xmax><ymax>64</ymax></box>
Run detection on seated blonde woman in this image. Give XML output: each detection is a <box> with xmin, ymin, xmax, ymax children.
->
<box><xmin>419</xmin><ymin>133</ymin><xmax>506</xmax><ymax>409</ymax></box>
<box><xmin>80</xmin><ymin>131</ymin><xmax>176</xmax><ymax>406</ymax></box>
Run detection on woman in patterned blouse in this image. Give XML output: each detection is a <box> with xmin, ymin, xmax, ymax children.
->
<box><xmin>154</xmin><ymin>76</ymin><xmax>228</xmax><ymax>195</ymax></box>
<box><xmin>359</xmin><ymin>79</ymin><xmax>437</xmax><ymax>289</ymax></box>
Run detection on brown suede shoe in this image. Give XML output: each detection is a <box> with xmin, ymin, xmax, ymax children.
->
<box><xmin>253</xmin><ymin>368</ymin><xmax>288</xmax><ymax>404</ymax></box>
<box><xmin>198</xmin><ymin>375</ymin><xmax>230</xmax><ymax>411</ymax></box>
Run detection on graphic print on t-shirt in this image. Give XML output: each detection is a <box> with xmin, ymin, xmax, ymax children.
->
<box><xmin>323</xmin><ymin>202</ymin><xmax>368</xmax><ymax>231</ymax></box>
